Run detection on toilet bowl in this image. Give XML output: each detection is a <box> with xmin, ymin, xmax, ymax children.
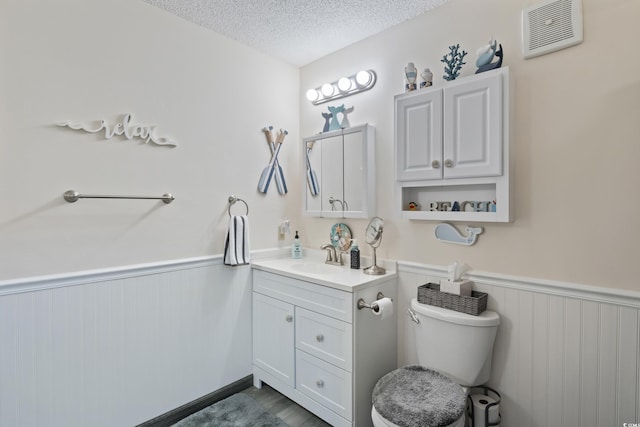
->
<box><xmin>372</xmin><ymin>406</ymin><xmax>465</xmax><ymax>427</ymax></box>
<box><xmin>372</xmin><ymin>365</ymin><xmax>466</xmax><ymax>427</ymax></box>
<box><xmin>371</xmin><ymin>298</ymin><xmax>500</xmax><ymax>427</ymax></box>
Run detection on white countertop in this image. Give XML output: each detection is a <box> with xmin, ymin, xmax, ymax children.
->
<box><xmin>251</xmin><ymin>249</ymin><xmax>397</xmax><ymax>292</ymax></box>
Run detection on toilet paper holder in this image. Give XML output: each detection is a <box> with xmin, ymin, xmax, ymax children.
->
<box><xmin>467</xmin><ymin>385</ymin><xmax>501</xmax><ymax>427</ymax></box>
<box><xmin>357</xmin><ymin>292</ymin><xmax>392</xmax><ymax>312</ymax></box>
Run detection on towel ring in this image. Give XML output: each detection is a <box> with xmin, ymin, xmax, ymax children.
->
<box><xmin>228</xmin><ymin>195</ymin><xmax>249</xmax><ymax>217</ymax></box>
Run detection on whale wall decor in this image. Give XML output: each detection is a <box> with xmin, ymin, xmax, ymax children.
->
<box><xmin>435</xmin><ymin>223</ymin><xmax>483</xmax><ymax>246</ymax></box>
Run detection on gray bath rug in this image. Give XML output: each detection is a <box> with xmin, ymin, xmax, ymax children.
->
<box><xmin>172</xmin><ymin>393</ymin><xmax>288</xmax><ymax>427</ymax></box>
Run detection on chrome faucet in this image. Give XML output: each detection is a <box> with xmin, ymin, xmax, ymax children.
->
<box><xmin>321</xmin><ymin>243</ymin><xmax>343</xmax><ymax>266</ymax></box>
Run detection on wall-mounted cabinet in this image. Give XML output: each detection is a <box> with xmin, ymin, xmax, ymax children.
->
<box><xmin>303</xmin><ymin>124</ymin><xmax>375</xmax><ymax>219</ymax></box>
<box><xmin>395</xmin><ymin>67</ymin><xmax>511</xmax><ymax>222</ymax></box>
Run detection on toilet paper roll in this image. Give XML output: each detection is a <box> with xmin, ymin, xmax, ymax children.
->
<box><xmin>371</xmin><ymin>297</ymin><xmax>393</xmax><ymax>320</ymax></box>
<box><xmin>470</xmin><ymin>394</ymin><xmax>500</xmax><ymax>427</ymax></box>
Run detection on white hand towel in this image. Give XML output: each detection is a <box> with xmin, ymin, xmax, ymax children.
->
<box><xmin>224</xmin><ymin>215</ymin><xmax>250</xmax><ymax>266</ymax></box>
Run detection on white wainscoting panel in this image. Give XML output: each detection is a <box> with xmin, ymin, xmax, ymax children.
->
<box><xmin>397</xmin><ymin>262</ymin><xmax>640</xmax><ymax>427</ymax></box>
<box><xmin>0</xmin><ymin>257</ymin><xmax>253</xmax><ymax>427</ymax></box>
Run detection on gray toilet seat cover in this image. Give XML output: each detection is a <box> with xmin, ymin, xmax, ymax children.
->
<box><xmin>372</xmin><ymin>365</ymin><xmax>466</xmax><ymax>427</ymax></box>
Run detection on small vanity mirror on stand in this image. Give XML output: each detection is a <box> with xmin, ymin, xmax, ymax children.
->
<box><xmin>363</xmin><ymin>217</ymin><xmax>386</xmax><ymax>275</ymax></box>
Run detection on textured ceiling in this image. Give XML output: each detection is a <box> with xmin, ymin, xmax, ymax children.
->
<box><xmin>143</xmin><ymin>0</ymin><xmax>448</xmax><ymax>66</ymax></box>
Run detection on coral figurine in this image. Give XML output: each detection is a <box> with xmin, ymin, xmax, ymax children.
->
<box><xmin>441</xmin><ymin>44</ymin><xmax>468</xmax><ymax>81</ymax></box>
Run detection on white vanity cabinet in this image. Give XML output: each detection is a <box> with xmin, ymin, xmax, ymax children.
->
<box><xmin>252</xmin><ymin>268</ymin><xmax>397</xmax><ymax>427</ymax></box>
<box><xmin>395</xmin><ymin>67</ymin><xmax>511</xmax><ymax>222</ymax></box>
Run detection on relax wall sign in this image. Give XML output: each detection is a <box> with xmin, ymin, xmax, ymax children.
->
<box><xmin>57</xmin><ymin>113</ymin><xmax>178</xmax><ymax>147</ymax></box>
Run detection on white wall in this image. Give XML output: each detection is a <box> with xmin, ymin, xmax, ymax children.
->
<box><xmin>297</xmin><ymin>3</ymin><xmax>640</xmax><ymax>421</ymax></box>
<box><xmin>0</xmin><ymin>3</ymin><xmax>299</xmax><ymax>424</ymax></box>
<box><xmin>0</xmin><ymin>0</ymin><xmax>301</xmax><ymax>281</ymax></box>
<box><xmin>396</xmin><ymin>262</ymin><xmax>640</xmax><ymax>427</ymax></box>
<box><xmin>299</xmin><ymin>0</ymin><xmax>640</xmax><ymax>292</ymax></box>
<box><xmin>3</xmin><ymin>0</ymin><xmax>640</xmax><ymax>425</ymax></box>
<box><xmin>0</xmin><ymin>258</ymin><xmax>253</xmax><ymax>427</ymax></box>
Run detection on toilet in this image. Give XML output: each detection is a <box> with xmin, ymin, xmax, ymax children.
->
<box><xmin>371</xmin><ymin>298</ymin><xmax>500</xmax><ymax>427</ymax></box>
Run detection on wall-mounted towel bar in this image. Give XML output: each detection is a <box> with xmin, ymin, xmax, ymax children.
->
<box><xmin>63</xmin><ymin>190</ymin><xmax>174</xmax><ymax>204</ymax></box>
<box><xmin>228</xmin><ymin>195</ymin><xmax>249</xmax><ymax>216</ymax></box>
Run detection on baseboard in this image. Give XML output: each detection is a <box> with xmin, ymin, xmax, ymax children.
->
<box><xmin>137</xmin><ymin>375</ymin><xmax>254</xmax><ymax>427</ymax></box>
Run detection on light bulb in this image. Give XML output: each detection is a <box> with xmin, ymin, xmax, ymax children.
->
<box><xmin>306</xmin><ymin>89</ymin><xmax>319</xmax><ymax>102</ymax></box>
<box><xmin>356</xmin><ymin>70</ymin><xmax>372</xmax><ymax>86</ymax></box>
<box><xmin>337</xmin><ymin>77</ymin><xmax>352</xmax><ymax>92</ymax></box>
<box><xmin>321</xmin><ymin>83</ymin><xmax>335</xmax><ymax>97</ymax></box>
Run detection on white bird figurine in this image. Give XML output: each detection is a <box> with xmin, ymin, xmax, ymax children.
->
<box><xmin>476</xmin><ymin>38</ymin><xmax>497</xmax><ymax>68</ymax></box>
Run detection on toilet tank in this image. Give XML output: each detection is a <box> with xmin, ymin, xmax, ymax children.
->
<box><xmin>410</xmin><ymin>298</ymin><xmax>500</xmax><ymax>386</ymax></box>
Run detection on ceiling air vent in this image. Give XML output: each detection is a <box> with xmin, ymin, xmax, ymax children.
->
<box><xmin>522</xmin><ymin>0</ymin><xmax>583</xmax><ymax>59</ymax></box>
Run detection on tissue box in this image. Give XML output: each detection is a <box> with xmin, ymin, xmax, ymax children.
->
<box><xmin>440</xmin><ymin>279</ymin><xmax>472</xmax><ymax>296</ymax></box>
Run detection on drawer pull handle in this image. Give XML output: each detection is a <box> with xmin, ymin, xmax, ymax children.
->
<box><xmin>316</xmin><ymin>334</ymin><xmax>324</xmax><ymax>342</ymax></box>
<box><xmin>316</xmin><ymin>379</ymin><xmax>324</xmax><ymax>388</ymax></box>
<box><xmin>285</xmin><ymin>315</ymin><xmax>293</xmax><ymax>323</ymax></box>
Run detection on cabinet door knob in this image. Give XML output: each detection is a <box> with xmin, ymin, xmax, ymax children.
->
<box><xmin>444</xmin><ymin>159</ymin><xmax>454</xmax><ymax>168</ymax></box>
<box><xmin>431</xmin><ymin>160</ymin><xmax>440</xmax><ymax>168</ymax></box>
<box><xmin>316</xmin><ymin>379</ymin><xmax>324</xmax><ymax>388</ymax></box>
<box><xmin>285</xmin><ymin>315</ymin><xmax>293</xmax><ymax>323</ymax></box>
<box><xmin>316</xmin><ymin>334</ymin><xmax>324</xmax><ymax>342</ymax></box>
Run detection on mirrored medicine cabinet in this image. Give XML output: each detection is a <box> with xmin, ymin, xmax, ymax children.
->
<box><xmin>303</xmin><ymin>123</ymin><xmax>375</xmax><ymax>219</ymax></box>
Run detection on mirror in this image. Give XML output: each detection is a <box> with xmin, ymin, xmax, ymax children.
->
<box><xmin>303</xmin><ymin>123</ymin><xmax>375</xmax><ymax>218</ymax></box>
<box><xmin>363</xmin><ymin>216</ymin><xmax>386</xmax><ymax>275</ymax></box>
<box><xmin>365</xmin><ymin>216</ymin><xmax>384</xmax><ymax>245</ymax></box>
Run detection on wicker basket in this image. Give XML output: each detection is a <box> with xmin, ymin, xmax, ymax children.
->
<box><xmin>417</xmin><ymin>283</ymin><xmax>488</xmax><ymax>316</ymax></box>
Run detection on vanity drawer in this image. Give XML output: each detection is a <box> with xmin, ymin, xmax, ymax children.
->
<box><xmin>296</xmin><ymin>349</ymin><xmax>353</xmax><ymax>421</ymax></box>
<box><xmin>296</xmin><ymin>307</ymin><xmax>352</xmax><ymax>371</ymax></box>
<box><xmin>253</xmin><ymin>270</ymin><xmax>352</xmax><ymax>322</ymax></box>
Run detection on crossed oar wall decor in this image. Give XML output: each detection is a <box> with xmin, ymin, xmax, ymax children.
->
<box><xmin>257</xmin><ymin>126</ymin><xmax>288</xmax><ymax>194</ymax></box>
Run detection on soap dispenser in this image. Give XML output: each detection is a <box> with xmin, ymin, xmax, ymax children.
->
<box><xmin>291</xmin><ymin>231</ymin><xmax>302</xmax><ymax>259</ymax></box>
<box><xmin>350</xmin><ymin>239</ymin><xmax>360</xmax><ymax>269</ymax></box>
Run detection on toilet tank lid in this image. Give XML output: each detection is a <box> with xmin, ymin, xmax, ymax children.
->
<box><xmin>411</xmin><ymin>298</ymin><xmax>500</xmax><ymax>326</ymax></box>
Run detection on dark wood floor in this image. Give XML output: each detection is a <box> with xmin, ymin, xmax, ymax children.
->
<box><xmin>241</xmin><ymin>385</ymin><xmax>332</xmax><ymax>427</ymax></box>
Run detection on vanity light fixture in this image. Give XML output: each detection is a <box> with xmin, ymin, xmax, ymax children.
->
<box><xmin>355</xmin><ymin>70</ymin><xmax>373</xmax><ymax>86</ymax></box>
<box><xmin>337</xmin><ymin>77</ymin><xmax>352</xmax><ymax>92</ymax></box>
<box><xmin>321</xmin><ymin>83</ymin><xmax>335</xmax><ymax>97</ymax></box>
<box><xmin>305</xmin><ymin>89</ymin><xmax>319</xmax><ymax>102</ymax></box>
<box><xmin>306</xmin><ymin>69</ymin><xmax>377</xmax><ymax>105</ymax></box>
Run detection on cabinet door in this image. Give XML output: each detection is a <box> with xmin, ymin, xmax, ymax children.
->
<box><xmin>253</xmin><ymin>292</ymin><xmax>295</xmax><ymax>387</ymax></box>
<box><xmin>320</xmin><ymin>135</ymin><xmax>344</xmax><ymax>213</ymax></box>
<box><xmin>443</xmin><ymin>72</ymin><xmax>502</xmax><ymax>178</ymax></box>
<box><xmin>342</xmin><ymin>130</ymin><xmax>364</xmax><ymax>215</ymax></box>
<box><xmin>395</xmin><ymin>89</ymin><xmax>443</xmax><ymax>181</ymax></box>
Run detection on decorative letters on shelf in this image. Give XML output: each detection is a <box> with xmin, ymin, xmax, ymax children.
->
<box><xmin>57</xmin><ymin>113</ymin><xmax>177</xmax><ymax>147</ymax></box>
<box><xmin>408</xmin><ymin>200</ymin><xmax>497</xmax><ymax>212</ymax></box>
